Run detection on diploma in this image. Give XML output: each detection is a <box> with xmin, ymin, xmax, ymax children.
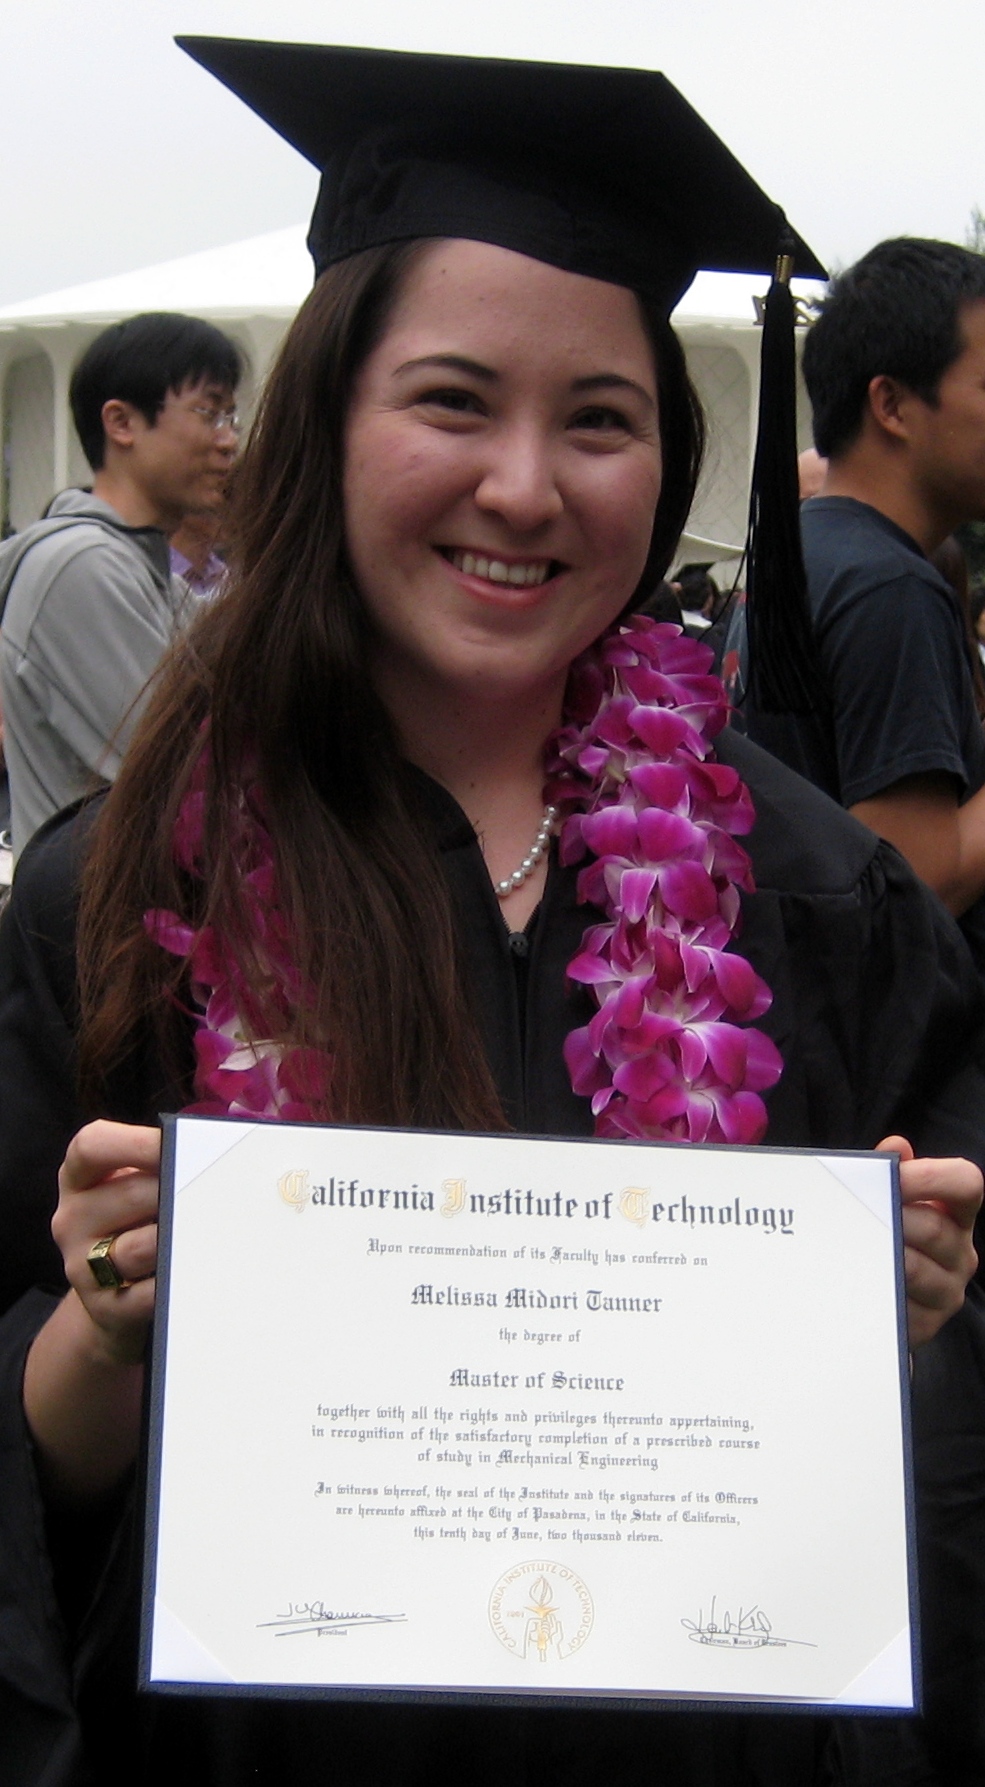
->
<box><xmin>142</xmin><ymin>1116</ymin><xmax>917</xmax><ymax>1713</ymax></box>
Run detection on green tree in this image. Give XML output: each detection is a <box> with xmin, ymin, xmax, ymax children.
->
<box><xmin>966</xmin><ymin>206</ymin><xmax>985</xmax><ymax>254</ymax></box>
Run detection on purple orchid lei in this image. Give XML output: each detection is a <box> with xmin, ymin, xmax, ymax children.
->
<box><xmin>144</xmin><ymin>756</ymin><xmax>327</xmax><ymax>1121</ymax></box>
<box><xmin>544</xmin><ymin>614</ymin><xmax>781</xmax><ymax>1145</ymax></box>
<box><xmin>144</xmin><ymin>615</ymin><xmax>781</xmax><ymax>1137</ymax></box>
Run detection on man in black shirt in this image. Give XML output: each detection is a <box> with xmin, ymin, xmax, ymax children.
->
<box><xmin>743</xmin><ymin>238</ymin><xmax>985</xmax><ymax>967</ymax></box>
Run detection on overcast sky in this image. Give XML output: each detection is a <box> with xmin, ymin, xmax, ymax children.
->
<box><xmin>1</xmin><ymin>0</ymin><xmax>983</xmax><ymax>308</ymax></box>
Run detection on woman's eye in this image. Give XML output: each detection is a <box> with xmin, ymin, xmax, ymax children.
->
<box><xmin>570</xmin><ymin>405</ymin><xmax>631</xmax><ymax>432</ymax></box>
<box><xmin>418</xmin><ymin>387</ymin><xmax>485</xmax><ymax>415</ymax></box>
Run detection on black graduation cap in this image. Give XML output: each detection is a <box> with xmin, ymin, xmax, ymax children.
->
<box><xmin>177</xmin><ymin>38</ymin><xmax>825</xmax><ymax>310</ymax></box>
<box><xmin>177</xmin><ymin>36</ymin><xmax>824</xmax><ymax>711</ymax></box>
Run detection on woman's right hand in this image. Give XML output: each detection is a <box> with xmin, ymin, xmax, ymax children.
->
<box><xmin>24</xmin><ymin>1121</ymin><xmax>161</xmax><ymax>1502</ymax></box>
<box><xmin>53</xmin><ymin>1119</ymin><xmax>161</xmax><ymax>1364</ymax></box>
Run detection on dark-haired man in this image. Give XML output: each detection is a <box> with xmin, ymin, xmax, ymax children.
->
<box><xmin>744</xmin><ymin>237</ymin><xmax>985</xmax><ymax>967</ymax></box>
<box><xmin>0</xmin><ymin>312</ymin><xmax>242</xmax><ymax>855</ymax></box>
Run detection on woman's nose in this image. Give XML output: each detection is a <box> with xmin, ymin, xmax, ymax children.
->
<box><xmin>473</xmin><ymin>429</ymin><xmax>564</xmax><ymax>532</ymax></box>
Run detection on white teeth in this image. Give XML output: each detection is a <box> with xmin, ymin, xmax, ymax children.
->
<box><xmin>447</xmin><ymin>549</ymin><xmax>551</xmax><ymax>587</ymax></box>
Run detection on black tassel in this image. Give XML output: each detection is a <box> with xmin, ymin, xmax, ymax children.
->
<box><xmin>744</xmin><ymin>238</ymin><xmax>817</xmax><ymax>714</ymax></box>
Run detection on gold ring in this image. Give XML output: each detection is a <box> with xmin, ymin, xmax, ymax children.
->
<box><xmin>86</xmin><ymin>1234</ymin><xmax>133</xmax><ymax>1291</ymax></box>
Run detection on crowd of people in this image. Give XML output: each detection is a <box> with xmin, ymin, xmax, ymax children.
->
<box><xmin>1</xmin><ymin>31</ymin><xmax>985</xmax><ymax>1787</ymax></box>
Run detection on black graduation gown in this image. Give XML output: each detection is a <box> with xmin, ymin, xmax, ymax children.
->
<box><xmin>1</xmin><ymin>730</ymin><xmax>984</xmax><ymax>1787</ymax></box>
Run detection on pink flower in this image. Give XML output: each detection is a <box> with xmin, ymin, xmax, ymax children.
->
<box><xmin>546</xmin><ymin>615</ymin><xmax>782</xmax><ymax>1146</ymax></box>
<box><xmin>143</xmin><ymin>769</ymin><xmax>325</xmax><ymax>1122</ymax></box>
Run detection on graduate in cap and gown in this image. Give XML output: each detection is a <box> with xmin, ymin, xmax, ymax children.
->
<box><xmin>1</xmin><ymin>35</ymin><xmax>984</xmax><ymax>1787</ymax></box>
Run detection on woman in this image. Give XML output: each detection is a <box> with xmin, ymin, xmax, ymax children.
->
<box><xmin>1</xmin><ymin>41</ymin><xmax>984</xmax><ymax>1787</ymax></box>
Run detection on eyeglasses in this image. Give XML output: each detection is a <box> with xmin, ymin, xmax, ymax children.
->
<box><xmin>188</xmin><ymin>403</ymin><xmax>241</xmax><ymax>434</ymax></box>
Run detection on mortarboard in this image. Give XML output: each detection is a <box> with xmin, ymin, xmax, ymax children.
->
<box><xmin>176</xmin><ymin>38</ymin><xmax>825</xmax><ymax>312</ymax></box>
<box><xmin>177</xmin><ymin>37</ymin><xmax>825</xmax><ymax>711</ymax></box>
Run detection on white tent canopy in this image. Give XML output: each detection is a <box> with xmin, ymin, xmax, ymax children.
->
<box><xmin>0</xmin><ymin>225</ymin><xmax>818</xmax><ymax>327</ymax></box>
<box><xmin>0</xmin><ymin>227</ymin><xmax>312</xmax><ymax>326</ymax></box>
<box><xmin>0</xmin><ymin>226</ymin><xmax>824</xmax><ymax>566</ymax></box>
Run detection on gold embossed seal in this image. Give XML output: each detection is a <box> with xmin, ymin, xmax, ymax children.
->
<box><xmin>489</xmin><ymin>1560</ymin><xmax>593</xmax><ymax>1663</ymax></box>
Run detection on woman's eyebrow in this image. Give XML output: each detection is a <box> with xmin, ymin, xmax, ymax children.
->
<box><xmin>391</xmin><ymin>356</ymin><xmax>655</xmax><ymax>409</ymax></box>
<box><xmin>393</xmin><ymin>353</ymin><xmax>497</xmax><ymax>380</ymax></box>
<box><xmin>571</xmin><ymin>373</ymin><xmax>656</xmax><ymax>409</ymax></box>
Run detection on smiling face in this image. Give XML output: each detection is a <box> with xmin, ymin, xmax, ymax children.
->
<box><xmin>343</xmin><ymin>239</ymin><xmax>662</xmax><ymax>726</ymax></box>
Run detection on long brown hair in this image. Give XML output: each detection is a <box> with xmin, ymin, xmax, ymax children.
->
<box><xmin>77</xmin><ymin>240</ymin><xmax>704</xmax><ymax>1126</ymax></box>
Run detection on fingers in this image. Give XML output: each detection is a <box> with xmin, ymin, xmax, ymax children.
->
<box><xmin>54</xmin><ymin>1170</ymin><xmax>160</xmax><ymax>1265</ymax></box>
<box><xmin>876</xmin><ymin>1134</ymin><xmax>915</xmax><ymax>1163</ymax></box>
<box><xmin>877</xmin><ymin>1140</ymin><xmax>984</xmax><ymax>1349</ymax></box>
<box><xmin>52</xmin><ymin>1121</ymin><xmax>162</xmax><ymax>1366</ymax></box>
<box><xmin>876</xmin><ymin>1136</ymin><xmax>982</xmax><ymax>1226</ymax></box>
<box><xmin>903</xmin><ymin>1229</ymin><xmax>977</xmax><ymax>1350</ymax></box>
<box><xmin>898</xmin><ymin>1154</ymin><xmax>982</xmax><ymax>1231</ymax></box>
<box><xmin>60</xmin><ymin>1117</ymin><xmax>161</xmax><ymax>1191</ymax></box>
<box><xmin>88</xmin><ymin>1224</ymin><xmax>159</xmax><ymax>1287</ymax></box>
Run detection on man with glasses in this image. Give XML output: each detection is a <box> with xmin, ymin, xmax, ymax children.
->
<box><xmin>0</xmin><ymin>312</ymin><xmax>242</xmax><ymax>856</ymax></box>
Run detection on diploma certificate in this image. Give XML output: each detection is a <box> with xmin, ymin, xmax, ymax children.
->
<box><xmin>142</xmin><ymin>1117</ymin><xmax>917</xmax><ymax>1713</ymax></box>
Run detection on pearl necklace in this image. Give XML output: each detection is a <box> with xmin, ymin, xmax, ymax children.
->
<box><xmin>494</xmin><ymin>804</ymin><xmax>558</xmax><ymax>900</ymax></box>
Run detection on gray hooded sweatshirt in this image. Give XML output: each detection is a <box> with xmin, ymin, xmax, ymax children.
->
<box><xmin>0</xmin><ymin>489</ymin><xmax>194</xmax><ymax>857</ymax></box>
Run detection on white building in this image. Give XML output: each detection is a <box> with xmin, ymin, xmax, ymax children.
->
<box><xmin>0</xmin><ymin>226</ymin><xmax>823</xmax><ymax>577</ymax></box>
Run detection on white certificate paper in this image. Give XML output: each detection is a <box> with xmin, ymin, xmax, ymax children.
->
<box><xmin>142</xmin><ymin>1117</ymin><xmax>917</xmax><ymax>1713</ymax></box>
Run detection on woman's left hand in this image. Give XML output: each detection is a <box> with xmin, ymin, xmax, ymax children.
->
<box><xmin>877</xmin><ymin>1136</ymin><xmax>983</xmax><ymax>1349</ymax></box>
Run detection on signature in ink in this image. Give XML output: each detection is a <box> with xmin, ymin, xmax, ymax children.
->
<box><xmin>682</xmin><ymin>1596</ymin><xmax>814</xmax><ymax>1650</ymax></box>
<box><xmin>258</xmin><ymin>1601</ymin><xmax>408</xmax><ymax>1639</ymax></box>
